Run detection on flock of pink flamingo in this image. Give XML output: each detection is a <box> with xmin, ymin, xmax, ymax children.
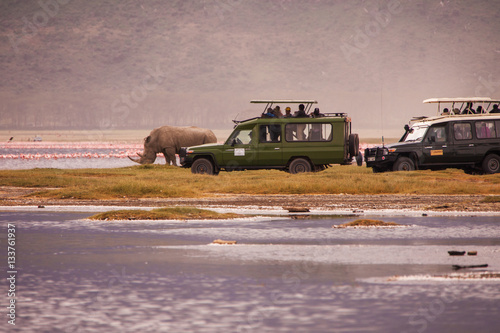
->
<box><xmin>1</xmin><ymin>141</ymin><xmax>374</xmax><ymax>161</ymax></box>
<box><xmin>0</xmin><ymin>142</ymin><xmax>143</xmax><ymax>160</ymax></box>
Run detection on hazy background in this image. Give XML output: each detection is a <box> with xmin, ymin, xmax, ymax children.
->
<box><xmin>1</xmin><ymin>0</ymin><xmax>500</xmax><ymax>138</ymax></box>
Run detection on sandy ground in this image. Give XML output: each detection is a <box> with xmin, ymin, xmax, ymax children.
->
<box><xmin>0</xmin><ymin>186</ymin><xmax>499</xmax><ymax>212</ymax></box>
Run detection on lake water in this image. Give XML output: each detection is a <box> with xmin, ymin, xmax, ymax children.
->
<box><xmin>0</xmin><ymin>142</ymin><xmax>146</xmax><ymax>169</ymax></box>
<box><xmin>1</xmin><ymin>208</ymin><xmax>499</xmax><ymax>332</ymax></box>
<box><xmin>0</xmin><ymin>141</ymin><xmax>374</xmax><ymax>169</ymax></box>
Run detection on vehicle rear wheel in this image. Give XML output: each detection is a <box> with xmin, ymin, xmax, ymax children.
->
<box><xmin>393</xmin><ymin>157</ymin><xmax>415</xmax><ymax>171</ymax></box>
<box><xmin>191</xmin><ymin>158</ymin><xmax>215</xmax><ymax>175</ymax></box>
<box><xmin>349</xmin><ymin>133</ymin><xmax>359</xmax><ymax>157</ymax></box>
<box><xmin>288</xmin><ymin>158</ymin><xmax>312</xmax><ymax>174</ymax></box>
<box><xmin>482</xmin><ymin>154</ymin><xmax>500</xmax><ymax>174</ymax></box>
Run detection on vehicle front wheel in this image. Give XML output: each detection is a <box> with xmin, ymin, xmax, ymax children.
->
<box><xmin>482</xmin><ymin>154</ymin><xmax>500</xmax><ymax>174</ymax></box>
<box><xmin>393</xmin><ymin>157</ymin><xmax>415</xmax><ymax>171</ymax></box>
<box><xmin>191</xmin><ymin>158</ymin><xmax>216</xmax><ymax>175</ymax></box>
<box><xmin>288</xmin><ymin>158</ymin><xmax>312</xmax><ymax>174</ymax></box>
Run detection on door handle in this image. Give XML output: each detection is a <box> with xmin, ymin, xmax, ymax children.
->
<box><xmin>469</xmin><ymin>144</ymin><xmax>474</xmax><ymax>147</ymax></box>
<box><xmin>274</xmin><ymin>148</ymin><xmax>280</xmax><ymax>150</ymax></box>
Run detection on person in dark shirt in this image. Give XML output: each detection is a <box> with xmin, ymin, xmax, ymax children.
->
<box><xmin>293</xmin><ymin>104</ymin><xmax>308</xmax><ymax>118</ymax></box>
<box><xmin>461</xmin><ymin>102</ymin><xmax>475</xmax><ymax>114</ymax></box>
<box><xmin>490</xmin><ymin>104</ymin><xmax>500</xmax><ymax>113</ymax></box>
<box><xmin>311</xmin><ymin>108</ymin><xmax>324</xmax><ymax>118</ymax></box>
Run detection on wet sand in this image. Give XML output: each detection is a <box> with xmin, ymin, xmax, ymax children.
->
<box><xmin>1</xmin><ymin>187</ymin><xmax>499</xmax><ymax>213</ymax></box>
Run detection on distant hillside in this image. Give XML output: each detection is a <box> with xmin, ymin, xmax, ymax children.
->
<box><xmin>1</xmin><ymin>0</ymin><xmax>499</xmax><ymax>134</ymax></box>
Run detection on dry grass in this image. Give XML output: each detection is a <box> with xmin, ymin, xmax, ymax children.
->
<box><xmin>0</xmin><ymin>165</ymin><xmax>498</xmax><ymax>200</ymax></box>
<box><xmin>333</xmin><ymin>219</ymin><xmax>402</xmax><ymax>228</ymax></box>
<box><xmin>480</xmin><ymin>196</ymin><xmax>500</xmax><ymax>203</ymax></box>
<box><xmin>89</xmin><ymin>207</ymin><xmax>240</xmax><ymax>220</ymax></box>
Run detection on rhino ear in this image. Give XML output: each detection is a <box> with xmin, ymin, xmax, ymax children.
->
<box><xmin>144</xmin><ymin>135</ymin><xmax>151</xmax><ymax>143</ymax></box>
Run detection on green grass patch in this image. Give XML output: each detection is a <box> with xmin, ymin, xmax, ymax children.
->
<box><xmin>0</xmin><ymin>165</ymin><xmax>499</xmax><ymax>200</ymax></box>
<box><xmin>89</xmin><ymin>207</ymin><xmax>240</xmax><ymax>220</ymax></box>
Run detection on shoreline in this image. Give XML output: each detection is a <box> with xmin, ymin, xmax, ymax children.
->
<box><xmin>1</xmin><ymin>189</ymin><xmax>499</xmax><ymax>214</ymax></box>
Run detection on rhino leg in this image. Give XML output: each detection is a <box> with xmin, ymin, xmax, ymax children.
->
<box><xmin>163</xmin><ymin>147</ymin><xmax>177</xmax><ymax>166</ymax></box>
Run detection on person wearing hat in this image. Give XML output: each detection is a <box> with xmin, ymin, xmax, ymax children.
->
<box><xmin>284</xmin><ymin>107</ymin><xmax>292</xmax><ymax>118</ymax></box>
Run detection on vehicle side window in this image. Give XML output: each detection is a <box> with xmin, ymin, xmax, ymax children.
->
<box><xmin>227</xmin><ymin>129</ymin><xmax>253</xmax><ymax>145</ymax></box>
<box><xmin>497</xmin><ymin>121</ymin><xmax>500</xmax><ymax>138</ymax></box>
<box><xmin>453</xmin><ymin>123</ymin><xmax>472</xmax><ymax>140</ymax></box>
<box><xmin>259</xmin><ymin>125</ymin><xmax>281</xmax><ymax>143</ymax></box>
<box><xmin>425</xmin><ymin>125</ymin><xmax>447</xmax><ymax>143</ymax></box>
<box><xmin>285</xmin><ymin>123</ymin><xmax>332</xmax><ymax>142</ymax></box>
<box><xmin>475</xmin><ymin>121</ymin><xmax>496</xmax><ymax>139</ymax></box>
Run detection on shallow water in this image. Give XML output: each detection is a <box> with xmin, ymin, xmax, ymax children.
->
<box><xmin>1</xmin><ymin>210</ymin><xmax>499</xmax><ymax>332</ymax></box>
<box><xmin>0</xmin><ymin>142</ymin><xmax>161</xmax><ymax>169</ymax></box>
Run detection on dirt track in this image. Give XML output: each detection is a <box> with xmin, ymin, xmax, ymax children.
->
<box><xmin>1</xmin><ymin>187</ymin><xmax>499</xmax><ymax>212</ymax></box>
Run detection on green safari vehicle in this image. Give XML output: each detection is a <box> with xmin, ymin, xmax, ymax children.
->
<box><xmin>179</xmin><ymin>100</ymin><xmax>360</xmax><ymax>175</ymax></box>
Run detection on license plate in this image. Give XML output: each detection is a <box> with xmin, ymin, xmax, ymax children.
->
<box><xmin>367</xmin><ymin>157</ymin><xmax>375</xmax><ymax>162</ymax></box>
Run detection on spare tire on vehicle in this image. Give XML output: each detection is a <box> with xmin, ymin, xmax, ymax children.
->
<box><xmin>349</xmin><ymin>133</ymin><xmax>359</xmax><ymax>157</ymax></box>
<box><xmin>356</xmin><ymin>152</ymin><xmax>363</xmax><ymax>166</ymax></box>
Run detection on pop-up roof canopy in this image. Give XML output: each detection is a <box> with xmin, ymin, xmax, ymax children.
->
<box><xmin>423</xmin><ymin>97</ymin><xmax>500</xmax><ymax>114</ymax></box>
<box><xmin>423</xmin><ymin>97</ymin><xmax>500</xmax><ymax>104</ymax></box>
<box><xmin>251</xmin><ymin>100</ymin><xmax>318</xmax><ymax>104</ymax></box>
<box><xmin>251</xmin><ymin>100</ymin><xmax>318</xmax><ymax>114</ymax></box>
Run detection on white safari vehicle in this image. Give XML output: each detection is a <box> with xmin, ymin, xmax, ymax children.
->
<box><xmin>364</xmin><ymin>97</ymin><xmax>500</xmax><ymax>174</ymax></box>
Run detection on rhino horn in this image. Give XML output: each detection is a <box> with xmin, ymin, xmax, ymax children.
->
<box><xmin>128</xmin><ymin>155</ymin><xmax>142</xmax><ymax>163</ymax></box>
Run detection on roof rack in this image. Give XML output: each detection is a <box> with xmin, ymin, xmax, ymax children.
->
<box><xmin>323</xmin><ymin>112</ymin><xmax>347</xmax><ymax>117</ymax></box>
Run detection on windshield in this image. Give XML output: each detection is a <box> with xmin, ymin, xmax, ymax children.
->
<box><xmin>403</xmin><ymin>125</ymin><xmax>428</xmax><ymax>142</ymax></box>
<box><xmin>225</xmin><ymin>129</ymin><xmax>253</xmax><ymax>145</ymax></box>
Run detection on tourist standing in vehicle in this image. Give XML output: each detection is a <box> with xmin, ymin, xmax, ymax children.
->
<box><xmin>293</xmin><ymin>104</ymin><xmax>308</xmax><ymax>118</ymax></box>
<box><xmin>293</xmin><ymin>104</ymin><xmax>308</xmax><ymax>140</ymax></box>
<box><xmin>284</xmin><ymin>107</ymin><xmax>293</xmax><ymax>140</ymax></box>
<box><xmin>491</xmin><ymin>104</ymin><xmax>500</xmax><ymax>113</ymax></box>
<box><xmin>462</xmin><ymin>102</ymin><xmax>475</xmax><ymax>114</ymax></box>
<box><xmin>262</xmin><ymin>108</ymin><xmax>276</xmax><ymax>118</ymax></box>
<box><xmin>273</xmin><ymin>106</ymin><xmax>283</xmax><ymax>118</ymax></box>
<box><xmin>311</xmin><ymin>108</ymin><xmax>324</xmax><ymax>118</ymax></box>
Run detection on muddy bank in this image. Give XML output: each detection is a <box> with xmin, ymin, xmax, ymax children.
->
<box><xmin>0</xmin><ymin>187</ymin><xmax>498</xmax><ymax>212</ymax></box>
